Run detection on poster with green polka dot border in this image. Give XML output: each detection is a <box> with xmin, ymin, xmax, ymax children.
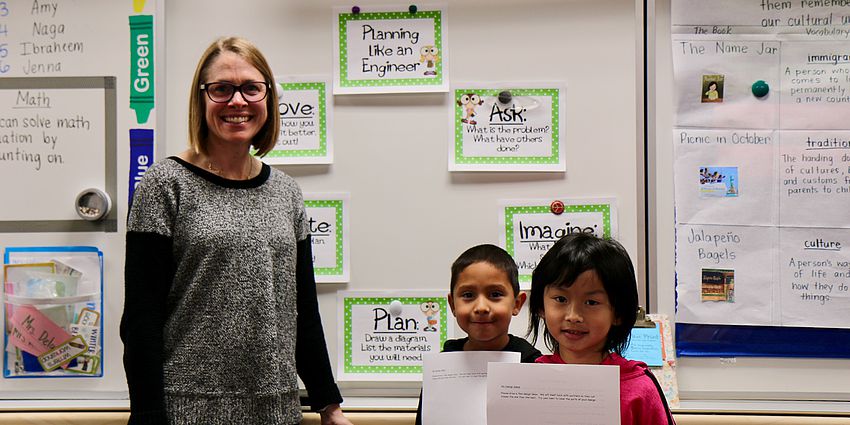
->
<box><xmin>449</xmin><ymin>83</ymin><xmax>566</xmax><ymax>172</ymax></box>
<box><xmin>333</xmin><ymin>5</ymin><xmax>448</xmax><ymax>94</ymax></box>
<box><xmin>498</xmin><ymin>198</ymin><xmax>617</xmax><ymax>289</ymax></box>
<box><xmin>304</xmin><ymin>193</ymin><xmax>349</xmax><ymax>282</ymax></box>
<box><xmin>264</xmin><ymin>76</ymin><xmax>332</xmax><ymax>164</ymax></box>
<box><xmin>337</xmin><ymin>291</ymin><xmax>451</xmax><ymax>381</ymax></box>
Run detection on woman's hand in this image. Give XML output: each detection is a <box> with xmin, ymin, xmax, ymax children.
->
<box><xmin>319</xmin><ymin>403</ymin><xmax>353</xmax><ymax>425</ymax></box>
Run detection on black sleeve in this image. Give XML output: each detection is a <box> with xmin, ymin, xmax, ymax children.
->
<box><xmin>295</xmin><ymin>236</ymin><xmax>343</xmax><ymax>411</ymax></box>
<box><xmin>120</xmin><ymin>231</ymin><xmax>174</xmax><ymax>425</ymax></box>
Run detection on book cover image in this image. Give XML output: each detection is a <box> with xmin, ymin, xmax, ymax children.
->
<box><xmin>701</xmin><ymin>268</ymin><xmax>735</xmax><ymax>303</ymax></box>
<box><xmin>699</xmin><ymin>166</ymin><xmax>738</xmax><ymax>198</ymax></box>
<box><xmin>701</xmin><ymin>74</ymin><xmax>724</xmax><ymax>103</ymax></box>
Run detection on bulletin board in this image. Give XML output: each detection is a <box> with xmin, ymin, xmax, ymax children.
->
<box><xmin>2</xmin><ymin>0</ymin><xmax>643</xmax><ymax>410</ymax></box>
<box><xmin>649</xmin><ymin>0</ymin><xmax>850</xmax><ymax>410</ymax></box>
<box><xmin>160</xmin><ymin>0</ymin><xmax>643</xmax><ymax>408</ymax></box>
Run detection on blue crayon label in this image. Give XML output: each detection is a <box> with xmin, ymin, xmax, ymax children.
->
<box><xmin>129</xmin><ymin>129</ymin><xmax>154</xmax><ymax>207</ymax></box>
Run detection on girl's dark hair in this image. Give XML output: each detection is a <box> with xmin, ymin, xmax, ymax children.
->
<box><xmin>450</xmin><ymin>244</ymin><xmax>520</xmax><ymax>297</ymax></box>
<box><xmin>526</xmin><ymin>233</ymin><xmax>638</xmax><ymax>355</ymax></box>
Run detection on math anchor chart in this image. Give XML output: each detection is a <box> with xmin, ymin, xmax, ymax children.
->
<box><xmin>0</xmin><ymin>0</ymin><xmax>159</xmax><ymax>232</ymax></box>
<box><xmin>672</xmin><ymin>0</ymin><xmax>850</xmax><ymax>329</ymax></box>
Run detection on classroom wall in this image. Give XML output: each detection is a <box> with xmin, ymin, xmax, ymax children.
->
<box><xmin>11</xmin><ymin>0</ymin><xmax>846</xmax><ymax>415</ymax></box>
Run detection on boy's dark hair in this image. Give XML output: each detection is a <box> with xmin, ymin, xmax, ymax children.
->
<box><xmin>526</xmin><ymin>233</ymin><xmax>638</xmax><ymax>355</ymax></box>
<box><xmin>450</xmin><ymin>244</ymin><xmax>520</xmax><ymax>296</ymax></box>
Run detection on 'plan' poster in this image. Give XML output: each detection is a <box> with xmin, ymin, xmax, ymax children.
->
<box><xmin>337</xmin><ymin>291</ymin><xmax>449</xmax><ymax>381</ymax></box>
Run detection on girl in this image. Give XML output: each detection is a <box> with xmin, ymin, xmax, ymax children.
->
<box><xmin>527</xmin><ymin>233</ymin><xmax>675</xmax><ymax>425</ymax></box>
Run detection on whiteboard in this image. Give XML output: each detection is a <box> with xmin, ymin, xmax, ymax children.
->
<box><xmin>0</xmin><ymin>0</ymin><xmax>163</xmax><ymax>402</ymax></box>
<box><xmin>162</xmin><ymin>0</ymin><xmax>642</xmax><ymax>406</ymax></box>
<box><xmin>649</xmin><ymin>0</ymin><xmax>850</xmax><ymax>410</ymax></box>
<box><xmin>1</xmin><ymin>0</ymin><xmax>644</xmax><ymax>408</ymax></box>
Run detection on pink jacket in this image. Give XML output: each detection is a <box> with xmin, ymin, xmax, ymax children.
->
<box><xmin>536</xmin><ymin>352</ymin><xmax>674</xmax><ymax>425</ymax></box>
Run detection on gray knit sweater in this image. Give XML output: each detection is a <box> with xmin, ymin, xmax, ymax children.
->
<box><xmin>121</xmin><ymin>157</ymin><xmax>341</xmax><ymax>425</ymax></box>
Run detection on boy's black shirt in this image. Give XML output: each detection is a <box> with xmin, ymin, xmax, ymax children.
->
<box><xmin>441</xmin><ymin>335</ymin><xmax>542</xmax><ymax>363</ymax></box>
<box><xmin>414</xmin><ymin>334</ymin><xmax>542</xmax><ymax>425</ymax></box>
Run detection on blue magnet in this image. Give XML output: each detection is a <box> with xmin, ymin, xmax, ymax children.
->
<box><xmin>409</xmin><ymin>4</ymin><xmax>417</xmax><ymax>13</ymax></box>
<box><xmin>498</xmin><ymin>90</ymin><xmax>512</xmax><ymax>104</ymax></box>
<box><xmin>752</xmin><ymin>80</ymin><xmax>769</xmax><ymax>98</ymax></box>
<box><xmin>351</xmin><ymin>6</ymin><xmax>360</xmax><ymax>14</ymax></box>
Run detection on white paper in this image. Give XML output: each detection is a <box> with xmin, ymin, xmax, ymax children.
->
<box><xmin>421</xmin><ymin>351</ymin><xmax>520</xmax><ymax>425</ymax></box>
<box><xmin>777</xmin><ymin>131</ymin><xmax>850</xmax><ymax>228</ymax></box>
<box><xmin>779</xmin><ymin>41</ymin><xmax>850</xmax><ymax>130</ymax></box>
<box><xmin>779</xmin><ymin>227</ymin><xmax>850</xmax><ymax>328</ymax></box>
<box><xmin>671</xmin><ymin>1</ymin><xmax>850</xmax><ymax>329</ymax></box>
<box><xmin>0</xmin><ymin>87</ymin><xmax>107</xmax><ymax>221</ymax></box>
<box><xmin>672</xmin><ymin>0</ymin><xmax>850</xmax><ymax>36</ymax></box>
<box><xmin>486</xmin><ymin>362</ymin><xmax>620</xmax><ymax>425</ymax></box>
<box><xmin>672</xmin><ymin>37</ymin><xmax>780</xmax><ymax>130</ymax></box>
<box><xmin>673</xmin><ymin>128</ymin><xmax>777</xmax><ymax>226</ymax></box>
<box><xmin>675</xmin><ymin>224</ymin><xmax>777</xmax><ymax>326</ymax></box>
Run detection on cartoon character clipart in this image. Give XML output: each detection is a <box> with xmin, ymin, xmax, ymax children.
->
<box><xmin>458</xmin><ymin>93</ymin><xmax>483</xmax><ymax>125</ymax></box>
<box><xmin>419</xmin><ymin>45</ymin><xmax>439</xmax><ymax>76</ymax></box>
<box><xmin>420</xmin><ymin>301</ymin><xmax>440</xmax><ymax>332</ymax></box>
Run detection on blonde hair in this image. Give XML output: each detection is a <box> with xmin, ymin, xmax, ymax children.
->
<box><xmin>187</xmin><ymin>36</ymin><xmax>279</xmax><ymax>156</ymax></box>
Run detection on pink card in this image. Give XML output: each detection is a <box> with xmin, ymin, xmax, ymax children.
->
<box><xmin>4</xmin><ymin>282</ymin><xmax>15</xmax><ymax>323</ymax></box>
<box><xmin>8</xmin><ymin>305</ymin><xmax>72</xmax><ymax>357</ymax></box>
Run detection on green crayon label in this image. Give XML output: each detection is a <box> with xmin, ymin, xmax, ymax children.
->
<box><xmin>129</xmin><ymin>15</ymin><xmax>154</xmax><ymax>124</ymax></box>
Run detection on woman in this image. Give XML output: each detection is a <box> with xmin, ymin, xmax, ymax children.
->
<box><xmin>121</xmin><ymin>37</ymin><xmax>352</xmax><ymax>425</ymax></box>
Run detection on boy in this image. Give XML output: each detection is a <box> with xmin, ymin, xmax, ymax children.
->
<box><xmin>415</xmin><ymin>244</ymin><xmax>541</xmax><ymax>425</ymax></box>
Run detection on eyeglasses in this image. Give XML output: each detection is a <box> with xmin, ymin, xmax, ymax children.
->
<box><xmin>200</xmin><ymin>81</ymin><xmax>269</xmax><ymax>103</ymax></box>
